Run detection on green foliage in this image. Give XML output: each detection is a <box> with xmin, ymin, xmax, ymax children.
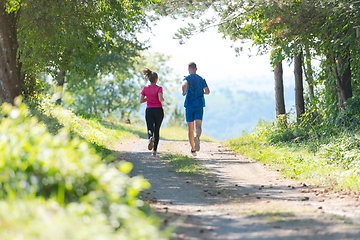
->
<box><xmin>156</xmin><ymin>0</ymin><xmax>360</xmax><ymax>139</ymax></box>
<box><xmin>15</xmin><ymin>0</ymin><xmax>157</xmax><ymax>77</ymax></box>
<box><xmin>22</xmin><ymin>73</ymin><xmax>49</xmax><ymax>102</ymax></box>
<box><xmin>255</xmin><ymin>116</ymin><xmax>309</xmax><ymax>144</ymax></box>
<box><xmin>167</xmin><ymin>106</ymin><xmax>186</xmax><ymax>128</ymax></box>
<box><xmin>66</xmin><ymin>71</ymin><xmax>142</xmax><ymax>120</ymax></box>
<box><xmin>0</xmin><ymin>199</ymin><xmax>167</xmax><ymax>240</ymax></box>
<box><xmin>0</xmin><ymin>102</ymin><xmax>168</xmax><ymax>239</ymax></box>
<box><xmin>226</xmin><ymin>127</ymin><xmax>360</xmax><ymax>191</ymax></box>
<box><xmin>65</xmin><ymin>51</ymin><xmax>178</xmax><ymax>121</ymax></box>
<box><xmin>226</xmin><ymin>117</ymin><xmax>360</xmax><ymax>191</ymax></box>
<box><xmin>318</xmin><ymin>135</ymin><xmax>360</xmax><ymax>170</ymax></box>
<box><xmin>35</xmin><ymin>98</ymin><xmax>137</xmax><ymax>150</ymax></box>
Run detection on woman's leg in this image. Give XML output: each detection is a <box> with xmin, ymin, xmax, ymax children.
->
<box><xmin>153</xmin><ymin>108</ymin><xmax>164</xmax><ymax>151</ymax></box>
<box><xmin>145</xmin><ymin>108</ymin><xmax>155</xmax><ymax>139</ymax></box>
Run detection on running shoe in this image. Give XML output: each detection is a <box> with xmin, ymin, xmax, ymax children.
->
<box><xmin>152</xmin><ymin>150</ymin><xmax>157</xmax><ymax>156</ymax></box>
<box><xmin>148</xmin><ymin>137</ymin><xmax>155</xmax><ymax>150</ymax></box>
<box><xmin>194</xmin><ymin>136</ymin><xmax>200</xmax><ymax>151</ymax></box>
<box><xmin>191</xmin><ymin>150</ymin><xmax>197</xmax><ymax>157</ymax></box>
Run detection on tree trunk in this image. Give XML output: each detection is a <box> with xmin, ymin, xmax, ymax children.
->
<box><xmin>274</xmin><ymin>60</ymin><xmax>286</xmax><ymax>117</ymax></box>
<box><xmin>0</xmin><ymin>2</ymin><xmax>22</xmax><ymax>104</ymax></box>
<box><xmin>330</xmin><ymin>51</ymin><xmax>352</xmax><ymax>109</ymax></box>
<box><xmin>337</xmin><ymin>53</ymin><xmax>352</xmax><ymax>105</ymax></box>
<box><xmin>55</xmin><ymin>69</ymin><xmax>66</xmax><ymax>105</ymax></box>
<box><xmin>294</xmin><ymin>52</ymin><xmax>305</xmax><ymax>123</ymax></box>
<box><xmin>303</xmin><ymin>46</ymin><xmax>315</xmax><ymax>103</ymax></box>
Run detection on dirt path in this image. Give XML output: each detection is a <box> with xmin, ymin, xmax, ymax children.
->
<box><xmin>115</xmin><ymin>139</ymin><xmax>360</xmax><ymax>240</ymax></box>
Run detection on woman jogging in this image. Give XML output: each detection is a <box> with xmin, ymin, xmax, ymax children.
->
<box><xmin>140</xmin><ymin>68</ymin><xmax>164</xmax><ymax>156</ymax></box>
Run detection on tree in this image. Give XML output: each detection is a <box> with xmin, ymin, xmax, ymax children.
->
<box><xmin>274</xmin><ymin>60</ymin><xmax>286</xmax><ymax>117</ymax></box>
<box><xmin>168</xmin><ymin>106</ymin><xmax>186</xmax><ymax>128</ymax></box>
<box><xmin>0</xmin><ymin>0</ymin><xmax>22</xmax><ymax>104</ymax></box>
<box><xmin>154</xmin><ymin>0</ymin><xmax>360</xmax><ymax>126</ymax></box>
<box><xmin>65</xmin><ymin>51</ymin><xmax>178</xmax><ymax>121</ymax></box>
<box><xmin>0</xmin><ymin>0</ymin><xmax>156</xmax><ymax>104</ymax></box>
<box><xmin>294</xmin><ymin>51</ymin><xmax>304</xmax><ymax>122</ymax></box>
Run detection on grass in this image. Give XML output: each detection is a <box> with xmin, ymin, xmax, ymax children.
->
<box><xmin>50</xmin><ymin>107</ymin><xmax>139</xmax><ymax>149</ymax></box>
<box><xmin>161</xmin><ymin>153</ymin><xmax>206</xmax><ymax>175</ymax></box>
<box><xmin>100</xmin><ymin>123</ymin><xmax>217</xmax><ymax>142</ymax></box>
<box><xmin>246</xmin><ymin>210</ymin><xmax>297</xmax><ymax>223</ymax></box>
<box><xmin>225</xmin><ymin>133</ymin><xmax>360</xmax><ymax>192</ymax></box>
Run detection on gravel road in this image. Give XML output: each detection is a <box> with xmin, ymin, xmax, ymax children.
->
<box><xmin>116</xmin><ymin>139</ymin><xmax>360</xmax><ymax>240</ymax></box>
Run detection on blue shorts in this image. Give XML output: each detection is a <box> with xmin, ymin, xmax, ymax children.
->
<box><xmin>185</xmin><ymin>106</ymin><xmax>204</xmax><ymax>122</ymax></box>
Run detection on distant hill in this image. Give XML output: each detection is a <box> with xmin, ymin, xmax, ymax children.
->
<box><xmin>202</xmin><ymin>89</ymin><xmax>271</xmax><ymax>140</ymax></box>
<box><xmin>204</xmin><ymin>89</ymin><xmax>296</xmax><ymax>140</ymax></box>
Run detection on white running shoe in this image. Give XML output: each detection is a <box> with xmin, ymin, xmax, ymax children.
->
<box><xmin>148</xmin><ymin>137</ymin><xmax>155</xmax><ymax>150</ymax></box>
<box><xmin>194</xmin><ymin>136</ymin><xmax>200</xmax><ymax>151</ymax></box>
<box><xmin>191</xmin><ymin>150</ymin><xmax>197</xmax><ymax>157</ymax></box>
<box><xmin>152</xmin><ymin>150</ymin><xmax>157</xmax><ymax>156</ymax></box>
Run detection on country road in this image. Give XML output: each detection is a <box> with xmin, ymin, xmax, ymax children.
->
<box><xmin>116</xmin><ymin>139</ymin><xmax>360</xmax><ymax>240</ymax></box>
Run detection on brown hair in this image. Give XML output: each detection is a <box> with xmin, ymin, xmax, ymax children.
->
<box><xmin>142</xmin><ymin>68</ymin><xmax>158</xmax><ymax>84</ymax></box>
<box><xmin>188</xmin><ymin>62</ymin><xmax>197</xmax><ymax>69</ymax></box>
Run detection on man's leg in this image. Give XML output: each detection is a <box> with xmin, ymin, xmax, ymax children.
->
<box><xmin>192</xmin><ymin>106</ymin><xmax>203</xmax><ymax>151</ymax></box>
<box><xmin>194</xmin><ymin>119</ymin><xmax>202</xmax><ymax>139</ymax></box>
<box><xmin>187</xmin><ymin>121</ymin><xmax>195</xmax><ymax>151</ymax></box>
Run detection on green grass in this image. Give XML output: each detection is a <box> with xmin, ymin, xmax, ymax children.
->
<box><xmin>226</xmin><ymin>133</ymin><xmax>360</xmax><ymax>191</ymax></box>
<box><xmin>50</xmin><ymin>107</ymin><xmax>139</xmax><ymax>149</ymax></box>
<box><xmin>30</xmin><ymin>102</ymin><xmax>140</xmax><ymax>160</ymax></box>
<box><xmin>161</xmin><ymin>153</ymin><xmax>206</xmax><ymax>175</ymax></box>
<box><xmin>247</xmin><ymin>210</ymin><xmax>296</xmax><ymax>223</ymax></box>
<box><xmin>98</xmin><ymin>123</ymin><xmax>217</xmax><ymax>142</ymax></box>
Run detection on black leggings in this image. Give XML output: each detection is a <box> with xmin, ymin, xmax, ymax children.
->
<box><xmin>145</xmin><ymin>107</ymin><xmax>164</xmax><ymax>151</ymax></box>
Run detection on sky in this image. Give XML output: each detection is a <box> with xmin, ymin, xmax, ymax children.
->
<box><xmin>140</xmin><ymin>17</ymin><xmax>294</xmax><ymax>92</ymax></box>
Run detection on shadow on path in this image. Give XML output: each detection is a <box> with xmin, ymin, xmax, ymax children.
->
<box><xmin>115</xmin><ymin>139</ymin><xmax>360</xmax><ymax>240</ymax></box>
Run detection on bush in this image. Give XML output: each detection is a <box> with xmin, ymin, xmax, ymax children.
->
<box><xmin>0</xmin><ymin>102</ymin><xmax>168</xmax><ymax>239</ymax></box>
<box><xmin>255</xmin><ymin>118</ymin><xmax>298</xmax><ymax>144</ymax></box>
<box><xmin>0</xmin><ymin>199</ymin><xmax>167</xmax><ymax>240</ymax></box>
<box><xmin>318</xmin><ymin>135</ymin><xmax>360</xmax><ymax>169</ymax></box>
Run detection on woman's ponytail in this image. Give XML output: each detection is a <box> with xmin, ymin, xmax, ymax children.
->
<box><xmin>142</xmin><ymin>68</ymin><xmax>158</xmax><ymax>83</ymax></box>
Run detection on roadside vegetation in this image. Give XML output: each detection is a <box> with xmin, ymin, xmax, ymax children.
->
<box><xmin>154</xmin><ymin>1</ymin><xmax>360</xmax><ymax>195</ymax></box>
<box><xmin>0</xmin><ymin>100</ymin><xmax>171</xmax><ymax>239</ymax></box>
<box><xmin>226</xmin><ymin>118</ymin><xmax>360</xmax><ymax>192</ymax></box>
<box><xmin>2</xmin><ymin>0</ymin><xmax>360</xmax><ymax>237</ymax></box>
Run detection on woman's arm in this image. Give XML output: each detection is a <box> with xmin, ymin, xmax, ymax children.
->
<box><xmin>140</xmin><ymin>94</ymin><xmax>146</xmax><ymax>103</ymax></box>
<box><xmin>158</xmin><ymin>92</ymin><xmax>164</xmax><ymax>102</ymax></box>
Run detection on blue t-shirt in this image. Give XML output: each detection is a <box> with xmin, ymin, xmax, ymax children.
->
<box><xmin>183</xmin><ymin>74</ymin><xmax>208</xmax><ymax>108</ymax></box>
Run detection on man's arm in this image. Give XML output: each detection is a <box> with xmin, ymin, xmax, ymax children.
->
<box><xmin>204</xmin><ymin>87</ymin><xmax>210</xmax><ymax>95</ymax></box>
<box><xmin>182</xmin><ymin>81</ymin><xmax>188</xmax><ymax>96</ymax></box>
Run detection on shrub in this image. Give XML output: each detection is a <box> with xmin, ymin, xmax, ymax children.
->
<box><xmin>0</xmin><ymin>199</ymin><xmax>167</xmax><ymax>240</ymax></box>
<box><xmin>0</xmin><ymin>102</ymin><xmax>168</xmax><ymax>239</ymax></box>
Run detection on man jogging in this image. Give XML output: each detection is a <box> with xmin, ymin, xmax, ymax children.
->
<box><xmin>182</xmin><ymin>62</ymin><xmax>210</xmax><ymax>156</ymax></box>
